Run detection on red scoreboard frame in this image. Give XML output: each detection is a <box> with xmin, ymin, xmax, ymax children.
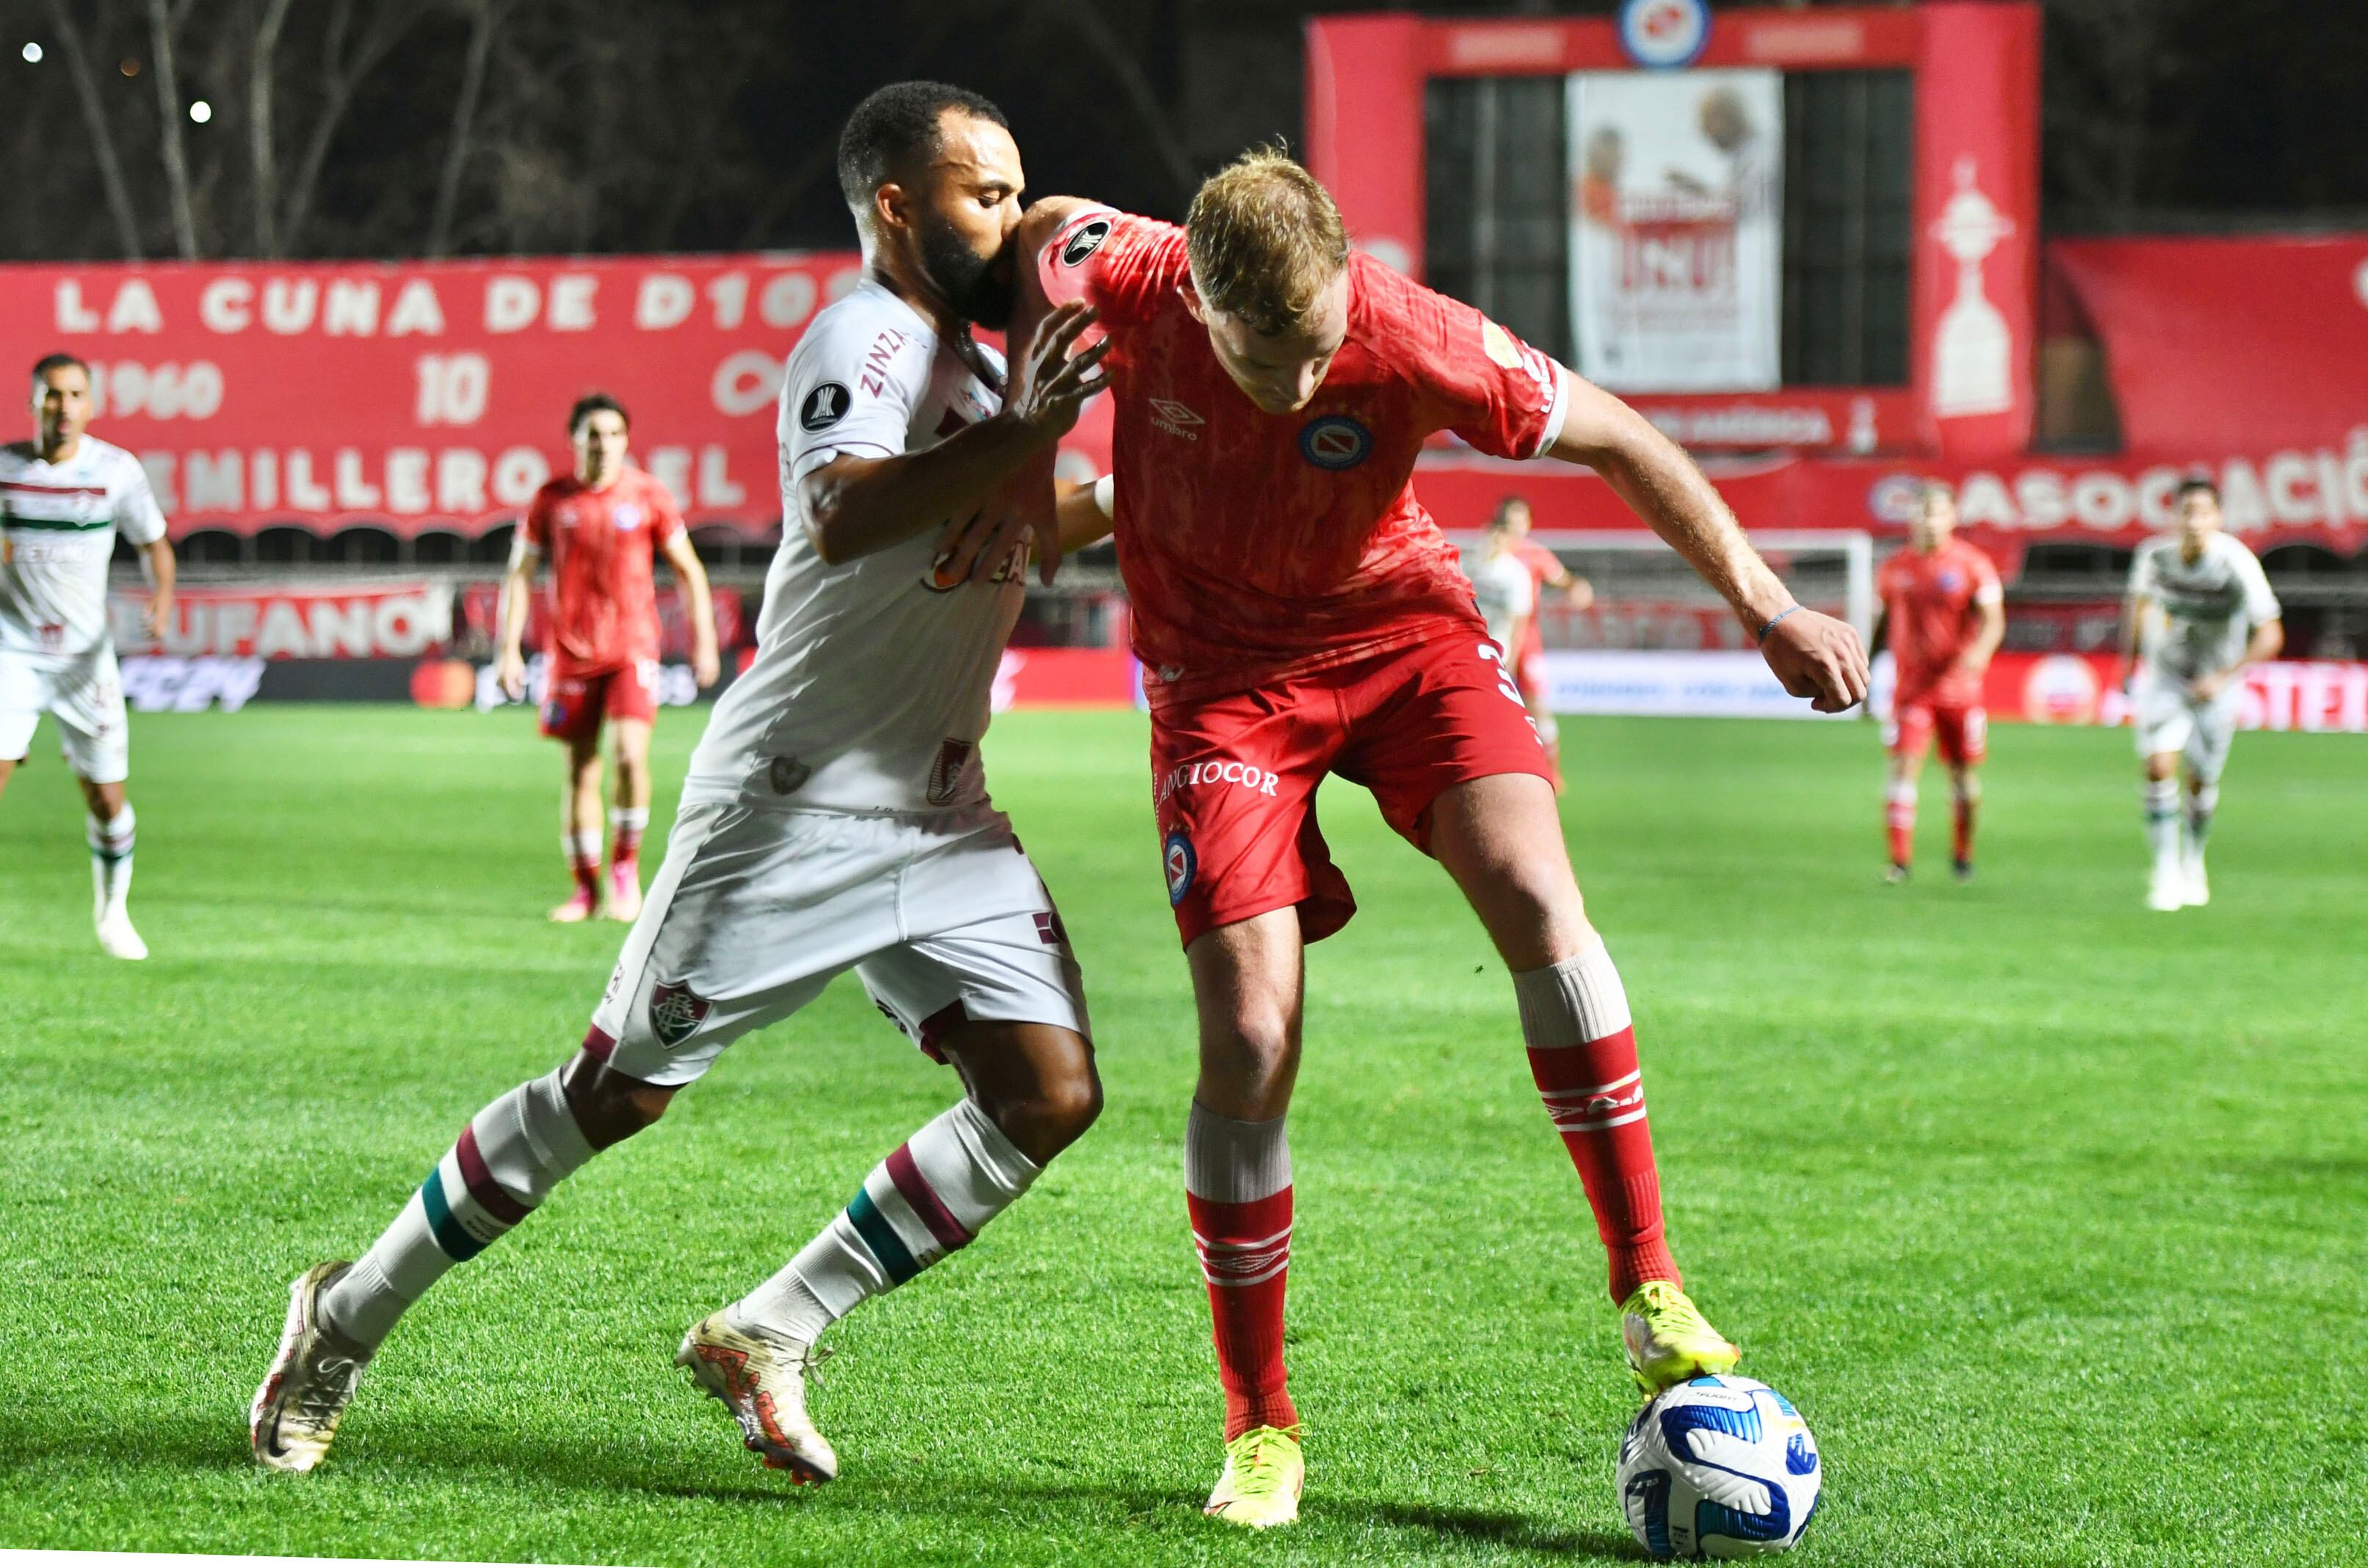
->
<box><xmin>1306</xmin><ymin>4</ymin><xmax>2041</xmax><ymax>460</ymax></box>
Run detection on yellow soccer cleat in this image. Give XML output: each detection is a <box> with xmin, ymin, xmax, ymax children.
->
<box><xmin>1621</xmin><ymin>1280</ymin><xmax>1741</xmax><ymax>1395</ymax></box>
<box><xmin>1203</xmin><ymin>1424</ymin><xmax>1304</xmax><ymax>1529</ymax></box>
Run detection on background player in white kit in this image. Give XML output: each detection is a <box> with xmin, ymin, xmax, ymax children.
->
<box><xmin>2118</xmin><ymin>476</ymin><xmax>2283</xmax><ymax>911</ymax></box>
<box><xmin>1466</xmin><ymin>507</ymin><xmax>1535</xmax><ymax>666</ymax></box>
<box><xmin>1</xmin><ymin>353</ymin><xmax>176</xmax><ymax>960</ymax></box>
<box><xmin>252</xmin><ymin>81</ymin><xmax>1113</xmax><ymax>1483</ymax></box>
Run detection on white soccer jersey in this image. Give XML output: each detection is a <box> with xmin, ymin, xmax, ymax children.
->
<box><xmin>684</xmin><ymin>280</ymin><xmax>1019</xmax><ymax>814</ymax></box>
<box><xmin>2129</xmin><ymin>532</ymin><xmax>2281</xmax><ymax>683</ymax></box>
<box><xmin>0</xmin><ymin>436</ymin><xmax>167</xmax><ymax>658</ymax></box>
<box><xmin>1467</xmin><ymin>548</ymin><xmax>1534</xmax><ymax>659</ymax></box>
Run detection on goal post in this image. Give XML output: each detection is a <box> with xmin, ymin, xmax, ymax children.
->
<box><xmin>1455</xmin><ymin>529</ymin><xmax>1875</xmax><ymax>652</ymax></box>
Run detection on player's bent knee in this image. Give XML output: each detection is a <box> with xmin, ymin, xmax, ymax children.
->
<box><xmin>559</xmin><ymin>1049</ymin><xmax>676</xmax><ymax>1147</ymax></box>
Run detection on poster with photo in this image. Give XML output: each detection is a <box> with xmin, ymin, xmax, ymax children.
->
<box><xmin>1568</xmin><ymin>68</ymin><xmax>1784</xmax><ymax>391</ymax></box>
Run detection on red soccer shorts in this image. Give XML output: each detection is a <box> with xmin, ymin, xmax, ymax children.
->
<box><xmin>540</xmin><ymin>658</ymin><xmax>659</xmax><ymax>743</ymax></box>
<box><xmin>1889</xmin><ymin>697</ymin><xmax>1987</xmax><ymax>767</ymax></box>
<box><xmin>1150</xmin><ymin>633</ymin><xmax>1554</xmax><ymax>949</ymax></box>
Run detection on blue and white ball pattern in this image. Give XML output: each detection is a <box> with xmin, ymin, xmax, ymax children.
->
<box><xmin>1616</xmin><ymin>1375</ymin><xmax>1822</xmax><ymax>1559</ymax></box>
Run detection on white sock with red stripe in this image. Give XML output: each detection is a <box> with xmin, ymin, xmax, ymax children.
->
<box><xmin>320</xmin><ymin>1067</ymin><xmax>596</xmax><ymax>1350</ymax></box>
<box><xmin>1516</xmin><ymin>934</ymin><xmax>1681</xmax><ymax>1303</ymax></box>
<box><xmin>730</xmin><ymin>1097</ymin><xmax>1040</xmax><ymax>1345</ymax></box>
<box><xmin>1186</xmin><ymin>1103</ymin><xmax>1297</xmax><ymax>1440</ymax></box>
<box><xmin>609</xmin><ymin>807</ymin><xmax>648</xmax><ymax>879</ymax></box>
<box><xmin>564</xmin><ymin>830</ymin><xmax>602</xmax><ymax>901</ymax></box>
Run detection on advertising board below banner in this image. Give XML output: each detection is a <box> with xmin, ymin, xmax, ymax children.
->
<box><xmin>110</xmin><ymin>581</ymin><xmax>453</xmax><ymax>659</ymax></box>
<box><xmin>1974</xmin><ymin>653</ymin><xmax>2368</xmax><ymax>734</ymax></box>
<box><xmin>1540</xmin><ymin>650</ymin><xmax>1854</xmax><ymax>719</ymax></box>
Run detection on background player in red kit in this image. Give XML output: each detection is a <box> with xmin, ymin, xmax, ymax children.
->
<box><xmin>1018</xmin><ymin>151</ymin><xmax>1867</xmax><ymax>1527</ymax></box>
<box><xmin>497</xmin><ymin>394</ymin><xmax>722</xmax><ymax>922</ymax></box>
<box><xmin>1874</xmin><ymin>482</ymin><xmax>2004</xmax><ymax>883</ymax></box>
<box><xmin>1494</xmin><ymin>493</ymin><xmax>1593</xmax><ymax>791</ymax></box>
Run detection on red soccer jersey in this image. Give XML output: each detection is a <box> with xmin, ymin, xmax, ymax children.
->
<box><xmin>521</xmin><ymin>468</ymin><xmax>685</xmax><ymax>672</ymax></box>
<box><xmin>1512</xmin><ymin>537</ymin><xmax>1563</xmax><ymax>659</ymax></box>
<box><xmin>1040</xmin><ymin>208</ymin><xmax>1565</xmax><ymax>703</ymax></box>
<box><xmin>1877</xmin><ymin>536</ymin><xmax>2002</xmax><ymax>707</ymax></box>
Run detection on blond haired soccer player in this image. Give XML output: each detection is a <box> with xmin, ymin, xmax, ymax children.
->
<box><xmin>0</xmin><ymin>353</ymin><xmax>175</xmax><ymax>959</ymax></box>
<box><xmin>1012</xmin><ymin>152</ymin><xmax>1866</xmax><ymax>1526</ymax></box>
<box><xmin>496</xmin><ymin>393</ymin><xmax>721</xmax><ymax>923</ymax></box>
<box><xmin>1872</xmin><ymin>483</ymin><xmax>2005</xmax><ymax>882</ymax></box>
<box><xmin>253</xmin><ymin>81</ymin><xmax>1113</xmax><ymax>1484</ymax></box>
<box><xmin>2118</xmin><ymin>476</ymin><xmax>2281</xmax><ymax>910</ymax></box>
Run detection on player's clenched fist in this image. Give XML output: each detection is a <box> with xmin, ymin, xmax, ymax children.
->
<box><xmin>1759</xmin><ymin>606</ymin><xmax>1870</xmax><ymax>714</ymax></box>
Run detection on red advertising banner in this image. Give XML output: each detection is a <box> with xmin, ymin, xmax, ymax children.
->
<box><xmin>1411</xmin><ymin>443</ymin><xmax>2368</xmax><ymax>556</ymax></box>
<box><xmin>2049</xmin><ymin>236</ymin><xmax>2368</xmax><ymax>455</ymax></box>
<box><xmin>1979</xmin><ymin>652</ymin><xmax>2368</xmax><ymax>735</ymax></box>
<box><xmin>109</xmin><ymin>581</ymin><xmax>452</xmax><ymax>658</ymax></box>
<box><xmin>453</xmin><ymin>582</ymin><xmax>747</xmax><ymax>661</ymax></box>
<box><xmin>0</xmin><ymin>255</ymin><xmax>863</xmax><ymax>539</ymax></box>
<box><xmin>1911</xmin><ymin>3</ymin><xmax>2041</xmax><ymax>460</ymax></box>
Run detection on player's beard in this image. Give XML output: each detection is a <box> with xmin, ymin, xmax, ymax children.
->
<box><xmin>919</xmin><ymin>217</ymin><xmax>1014</xmax><ymax>330</ymax></box>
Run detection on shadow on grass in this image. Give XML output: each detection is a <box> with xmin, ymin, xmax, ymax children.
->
<box><xmin>0</xmin><ymin>1414</ymin><xmax>1643</xmax><ymax>1561</ymax></box>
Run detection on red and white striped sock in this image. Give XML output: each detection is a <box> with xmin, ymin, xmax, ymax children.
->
<box><xmin>563</xmin><ymin>829</ymin><xmax>601</xmax><ymax>901</ymax></box>
<box><xmin>1185</xmin><ymin>1103</ymin><xmax>1296</xmax><ymax>1440</ymax></box>
<box><xmin>1516</xmin><ymin>936</ymin><xmax>1679</xmax><ymax>1304</ymax></box>
<box><xmin>609</xmin><ymin>807</ymin><xmax>648</xmax><ymax>882</ymax></box>
<box><xmin>1952</xmin><ymin>778</ymin><xmax>1979</xmax><ymax>863</ymax></box>
<box><xmin>1886</xmin><ymin>780</ymin><xmax>1918</xmax><ymax>867</ymax></box>
<box><xmin>733</xmin><ymin>1097</ymin><xmax>1041</xmax><ymax>1344</ymax></box>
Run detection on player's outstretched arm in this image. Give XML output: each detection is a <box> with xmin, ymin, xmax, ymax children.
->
<box><xmin>800</xmin><ymin>302</ymin><xmax>1107</xmax><ymax>577</ymax></box>
<box><xmin>1546</xmin><ymin>371</ymin><xmax>1869</xmax><ymax>712</ymax></box>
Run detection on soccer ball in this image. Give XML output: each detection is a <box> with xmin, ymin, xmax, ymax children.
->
<box><xmin>1615</xmin><ymin>1375</ymin><xmax>1822</xmax><ymax>1559</ymax></box>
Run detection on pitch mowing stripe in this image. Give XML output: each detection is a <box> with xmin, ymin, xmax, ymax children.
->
<box><xmin>418</xmin><ymin>1169</ymin><xmax>488</xmax><ymax>1262</ymax></box>
<box><xmin>845</xmin><ymin>1186</ymin><xmax>920</xmax><ymax>1284</ymax></box>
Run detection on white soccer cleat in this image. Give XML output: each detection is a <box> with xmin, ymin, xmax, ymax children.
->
<box><xmin>95</xmin><ymin>912</ymin><xmax>148</xmax><ymax>960</ymax></box>
<box><xmin>676</xmin><ymin>1311</ymin><xmax>839</xmax><ymax>1483</ymax></box>
<box><xmin>2146</xmin><ymin>865</ymin><xmax>2184</xmax><ymax>912</ymax></box>
<box><xmin>251</xmin><ymin>1262</ymin><xmax>369</xmax><ymax>1473</ymax></box>
<box><xmin>2181</xmin><ymin>849</ymin><xmax>2210</xmax><ymax>907</ymax></box>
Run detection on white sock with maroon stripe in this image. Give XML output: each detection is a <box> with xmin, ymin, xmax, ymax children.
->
<box><xmin>321</xmin><ymin>1067</ymin><xmax>596</xmax><ymax>1350</ymax></box>
<box><xmin>87</xmin><ymin>807</ymin><xmax>134</xmax><ymax>918</ymax></box>
<box><xmin>730</xmin><ymin>1097</ymin><xmax>1040</xmax><ymax>1345</ymax></box>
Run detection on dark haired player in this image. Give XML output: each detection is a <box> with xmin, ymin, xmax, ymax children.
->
<box><xmin>496</xmin><ymin>393</ymin><xmax>721</xmax><ymax>921</ymax></box>
<box><xmin>253</xmin><ymin>81</ymin><xmax>1112</xmax><ymax>1481</ymax></box>
<box><xmin>1</xmin><ymin>352</ymin><xmax>175</xmax><ymax>959</ymax></box>
<box><xmin>1016</xmin><ymin>152</ymin><xmax>1866</xmax><ymax>1525</ymax></box>
<box><xmin>2118</xmin><ymin>476</ymin><xmax>2281</xmax><ymax>910</ymax></box>
<box><xmin>1873</xmin><ymin>482</ymin><xmax>2004</xmax><ymax>883</ymax></box>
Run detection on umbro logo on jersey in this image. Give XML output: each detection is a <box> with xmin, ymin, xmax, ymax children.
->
<box><xmin>1061</xmin><ymin>218</ymin><xmax>1112</xmax><ymax>266</ymax></box>
<box><xmin>1150</xmin><ymin>398</ymin><xmax>1203</xmax><ymax>440</ymax></box>
<box><xmin>800</xmin><ymin>382</ymin><xmax>851</xmax><ymax>432</ymax></box>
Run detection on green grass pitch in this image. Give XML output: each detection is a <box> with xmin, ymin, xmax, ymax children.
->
<box><xmin>1</xmin><ymin>705</ymin><xmax>2363</xmax><ymax>1567</ymax></box>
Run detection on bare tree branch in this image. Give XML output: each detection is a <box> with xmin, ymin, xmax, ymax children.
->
<box><xmin>1049</xmin><ymin>0</ymin><xmax>1198</xmax><ymax>203</ymax></box>
<box><xmin>40</xmin><ymin>0</ymin><xmax>145</xmax><ymax>259</ymax></box>
<box><xmin>146</xmin><ymin>0</ymin><xmax>202</xmax><ymax>258</ymax></box>
<box><xmin>278</xmin><ymin>0</ymin><xmax>430</xmax><ymax>254</ymax></box>
<box><xmin>427</xmin><ymin>0</ymin><xmax>510</xmax><ymax>258</ymax></box>
<box><xmin>248</xmin><ymin>0</ymin><xmax>297</xmax><ymax>255</ymax></box>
